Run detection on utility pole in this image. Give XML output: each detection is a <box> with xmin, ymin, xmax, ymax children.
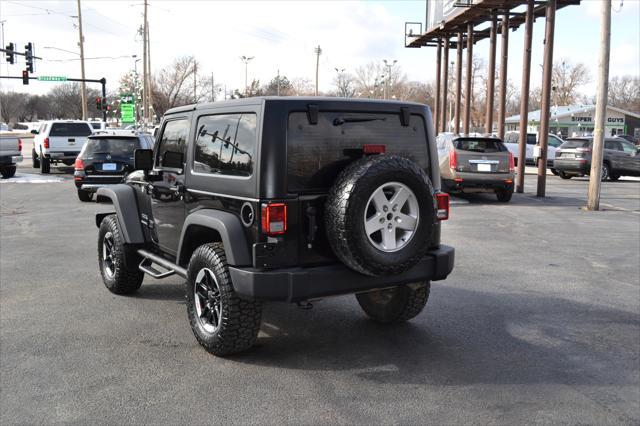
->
<box><xmin>587</xmin><ymin>0</ymin><xmax>611</xmax><ymax>211</ymax></box>
<box><xmin>277</xmin><ymin>69</ymin><xmax>280</xmax><ymax>96</ymax></box>
<box><xmin>383</xmin><ymin>59</ymin><xmax>397</xmax><ymax>101</ymax></box>
<box><xmin>193</xmin><ymin>61</ymin><xmax>197</xmax><ymax>103</ymax></box>
<box><xmin>76</xmin><ymin>0</ymin><xmax>87</xmax><ymax>120</ymax></box>
<box><xmin>142</xmin><ymin>0</ymin><xmax>148</xmax><ymax>125</ymax></box>
<box><xmin>314</xmin><ymin>45</ymin><xmax>322</xmax><ymax>96</ymax></box>
<box><xmin>240</xmin><ymin>55</ymin><xmax>254</xmax><ymax>97</ymax></box>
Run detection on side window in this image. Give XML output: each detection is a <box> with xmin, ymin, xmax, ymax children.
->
<box><xmin>604</xmin><ymin>140</ymin><xmax>622</xmax><ymax>151</ymax></box>
<box><xmin>156</xmin><ymin>119</ymin><xmax>189</xmax><ymax>168</ymax></box>
<box><xmin>526</xmin><ymin>135</ymin><xmax>536</xmax><ymax>145</ymax></box>
<box><xmin>621</xmin><ymin>141</ymin><xmax>636</xmax><ymax>154</ymax></box>
<box><xmin>549</xmin><ymin>136</ymin><xmax>563</xmax><ymax>148</ymax></box>
<box><xmin>193</xmin><ymin>113</ymin><xmax>256</xmax><ymax>177</ymax></box>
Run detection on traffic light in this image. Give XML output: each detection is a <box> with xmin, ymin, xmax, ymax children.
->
<box><xmin>5</xmin><ymin>43</ymin><xmax>14</xmax><ymax>64</ymax></box>
<box><xmin>25</xmin><ymin>42</ymin><xmax>34</xmax><ymax>73</ymax></box>
<box><xmin>102</xmin><ymin>98</ymin><xmax>107</xmax><ymax>110</ymax></box>
<box><xmin>22</xmin><ymin>70</ymin><xmax>29</xmax><ymax>85</ymax></box>
<box><xmin>96</xmin><ymin>97</ymin><xmax>102</xmax><ymax>110</ymax></box>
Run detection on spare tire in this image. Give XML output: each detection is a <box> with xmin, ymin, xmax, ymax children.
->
<box><xmin>325</xmin><ymin>155</ymin><xmax>436</xmax><ymax>276</ymax></box>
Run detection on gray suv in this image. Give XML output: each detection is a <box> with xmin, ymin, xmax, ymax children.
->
<box><xmin>553</xmin><ymin>137</ymin><xmax>640</xmax><ymax>180</ymax></box>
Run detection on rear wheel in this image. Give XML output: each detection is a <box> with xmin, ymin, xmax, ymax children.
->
<box><xmin>0</xmin><ymin>165</ymin><xmax>16</xmax><ymax>179</ymax></box>
<box><xmin>186</xmin><ymin>243</ymin><xmax>262</xmax><ymax>356</ymax></box>
<box><xmin>601</xmin><ymin>163</ymin><xmax>610</xmax><ymax>181</ymax></box>
<box><xmin>40</xmin><ymin>153</ymin><xmax>50</xmax><ymax>174</ymax></box>
<box><xmin>496</xmin><ymin>189</ymin><xmax>513</xmax><ymax>203</ymax></box>
<box><xmin>98</xmin><ymin>215</ymin><xmax>143</xmax><ymax>295</ymax></box>
<box><xmin>559</xmin><ymin>171</ymin><xmax>572</xmax><ymax>180</ymax></box>
<box><xmin>32</xmin><ymin>148</ymin><xmax>40</xmax><ymax>168</ymax></box>
<box><xmin>356</xmin><ymin>282</ymin><xmax>430</xmax><ymax>323</ymax></box>
<box><xmin>77</xmin><ymin>189</ymin><xmax>93</xmax><ymax>202</ymax></box>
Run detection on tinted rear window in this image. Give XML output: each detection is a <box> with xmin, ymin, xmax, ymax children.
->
<box><xmin>560</xmin><ymin>139</ymin><xmax>592</xmax><ymax>148</ymax></box>
<box><xmin>50</xmin><ymin>123</ymin><xmax>92</xmax><ymax>137</ymax></box>
<box><xmin>287</xmin><ymin>111</ymin><xmax>429</xmax><ymax>192</ymax></box>
<box><xmin>82</xmin><ymin>138</ymin><xmax>141</xmax><ymax>156</ymax></box>
<box><xmin>455</xmin><ymin>138</ymin><xmax>506</xmax><ymax>153</ymax></box>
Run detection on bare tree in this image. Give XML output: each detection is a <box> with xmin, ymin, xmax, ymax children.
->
<box><xmin>263</xmin><ymin>75</ymin><xmax>293</xmax><ymax>96</ymax></box>
<box><xmin>0</xmin><ymin>92</ymin><xmax>27</xmax><ymax>124</ymax></box>
<box><xmin>552</xmin><ymin>59</ymin><xmax>591</xmax><ymax>105</ymax></box>
<box><xmin>151</xmin><ymin>56</ymin><xmax>198</xmax><ymax>117</ymax></box>
<box><xmin>47</xmin><ymin>83</ymin><xmax>100</xmax><ymax>119</ymax></box>
<box><xmin>290</xmin><ymin>77</ymin><xmax>315</xmax><ymax>96</ymax></box>
<box><xmin>608</xmin><ymin>75</ymin><xmax>640</xmax><ymax>112</ymax></box>
<box><xmin>332</xmin><ymin>71</ymin><xmax>357</xmax><ymax>98</ymax></box>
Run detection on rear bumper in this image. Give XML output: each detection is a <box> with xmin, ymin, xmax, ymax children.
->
<box><xmin>47</xmin><ymin>152</ymin><xmax>80</xmax><ymax>160</ymax></box>
<box><xmin>553</xmin><ymin>159</ymin><xmax>589</xmax><ymax>174</ymax></box>
<box><xmin>0</xmin><ymin>155</ymin><xmax>22</xmax><ymax>164</ymax></box>
<box><xmin>229</xmin><ymin>245</ymin><xmax>455</xmax><ymax>302</ymax></box>
<box><xmin>75</xmin><ymin>173</ymin><xmax>125</xmax><ymax>190</ymax></box>
<box><xmin>443</xmin><ymin>176</ymin><xmax>514</xmax><ymax>193</ymax></box>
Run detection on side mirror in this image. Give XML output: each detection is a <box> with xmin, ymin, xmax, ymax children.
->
<box><xmin>30</xmin><ymin>129</ymin><xmax>38</xmax><ymax>135</ymax></box>
<box><xmin>162</xmin><ymin>151</ymin><xmax>184</xmax><ymax>169</ymax></box>
<box><xmin>134</xmin><ymin>149</ymin><xmax>154</xmax><ymax>171</ymax></box>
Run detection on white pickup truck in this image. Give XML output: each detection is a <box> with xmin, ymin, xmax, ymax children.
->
<box><xmin>0</xmin><ymin>135</ymin><xmax>23</xmax><ymax>178</ymax></box>
<box><xmin>32</xmin><ymin>120</ymin><xmax>93</xmax><ymax>173</ymax></box>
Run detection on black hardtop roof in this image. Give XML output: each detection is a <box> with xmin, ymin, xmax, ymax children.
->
<box><xmin>164</xmin><ymin>96</ymin><xmax>428</xmax><ymax>116</ymax></box>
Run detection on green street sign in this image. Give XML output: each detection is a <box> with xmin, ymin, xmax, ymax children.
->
<box><xmin>120</xmin><ymin>93</ymin><xmax>135</xmax><ymax>104</ymax></box>
<box><xmin>120</xmin><ymin>103</ymin><xmax>135</xmax><ymax>123</ymax></box>
<box><xmin>37</xmin><ymin>76</ymin><xmax>67</xmax><ymax>82</ymax></box>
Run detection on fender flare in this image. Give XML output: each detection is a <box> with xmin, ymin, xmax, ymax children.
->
<box><xmin>95</xmin><ymin>185</ymin><xmax>145</xmax><ymax>244</ymax></box>
<box><xmin>177</xmin><ymin>210</ymin><xmax>251</xmax><ymax>267</ymax></box>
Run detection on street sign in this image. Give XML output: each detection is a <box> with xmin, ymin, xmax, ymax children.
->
<box><xmin>120</xmin><ymin>93</ymin><xmax>134</xmax><ymax>104</ymax></box>
<box><xmin>37</xmin><ymin>76</ymin><xmax>67</xmax><ymax>82</ymax></box>
<box><xmin>120</xmin><ymin>103</ymin><xmax>135</xmax><ymax>123</ymax></box>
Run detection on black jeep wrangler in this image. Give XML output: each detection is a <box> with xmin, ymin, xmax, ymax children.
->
<box><xmin>95</xmin><ymin>97</ymin><xmax>454</xmax><ymax>356</ymax></box>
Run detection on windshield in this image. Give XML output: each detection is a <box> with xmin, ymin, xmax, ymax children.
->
<box><xmin>560</xmin><ymin>139</ymin><xmax>591</xmax><ymax>149</ymax></box>
<box><xmin>455</xmin><ymin>138</ymin><xmax>506</xmax><ymax>153</ymax></box>
<box><xmin>50</xmin><ymin>123</ymin><xmax>92</xmax><ymax>137</ymax></box>
<box><xmin>82</xmin><ymin>138</ymin><xmax>141</xmax><ymax>156</ymax></box>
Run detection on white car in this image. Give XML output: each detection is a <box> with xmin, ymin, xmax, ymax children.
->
<box><xmin>533</xmin><ymin>134</ymin><xmax>564</xmax><ymax>167</ymax></box>
<box><xmin>31</xmin><ymin>120</ymin><xmax>93</xmax><ymax>174</ymax></box>
<box><xmin>503</xmin><ymin>131</ymin><xmax>536</xmax><ymax>165</ymax></box>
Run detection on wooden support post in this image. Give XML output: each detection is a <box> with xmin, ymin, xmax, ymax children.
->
<box><xmin>441</xmin><ymin>36</ymin><xmax>450</xmax><ymax>133</ymax></box>
<box><xmin>464</xmin><ymin>23</ymin><xmax>473</xmax><ymax>134</ymax></box>
<box><xmin>485</xmin><ymin>14</ymin><xmax>497</xmax><ymax>135</ymax></box>
<box><xmin>435</xmin><ymin>37</ymin><xmax>442</xmax><ymax>135</ymax></box>
<box><xmin>497</xmin><ymin>13</ymin><xmax>510</xmax><ymax>140</ymax></box>
<box><xmin>536</xmin><ymin>0</ymin><xmax>556</xmax><ymax>197</ymax></box>
<box><xmin>516</xmin><ymin>0</ymin><xmax>534</xmax><ymax>193</ymax></box>
<box><xmin>454</xmin><ymin>31</ymin><xmax>463</xmax><ymax>134</ymax></box>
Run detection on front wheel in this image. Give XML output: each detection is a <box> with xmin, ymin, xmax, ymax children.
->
<box><xmin>601</xmin><ymin>163</ymin><xmax>610</xmax><ymax>181</ymax></box>
<box><xmin>98</xmin><ymin>215</ymin><xmax>144</xmax><ymax>294</ymax></box>
<box><xmin>186</xmin><ymin>243</ymin><xmax>262</xmax><ymax>356</ymax></box>
<box><xmin>356</xmin><ymin>282</ymin><xmax>430</xmax><ymax>323</ymax></box>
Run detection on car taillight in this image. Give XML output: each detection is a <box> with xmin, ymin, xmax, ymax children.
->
<box><xmin>74</xmin><ymin>158</ymin><xmax>85</xmax><ymax>171</ymax></box>
<box><xmin>508</xmin><ymin>151</ymin><xmax>515</xmax><ymax>172</ymax></box>
<box><xmin>436</xmin><ymin>193</ymin><xmax>450</xmax><ymax>221</ymax></box>
<box><xmin>18</xmin><ymin>139</ymin><xmax>22</xmax><ymax>152</ymax></box>
<box><xmin>44</xmin><ymin>137</ymin><xmax>49</xmax><ymax>149</ymax></box>
<box><xmin>363</xmin><ymin>144</ymin><xmax>386</xmax><ymax>154</ymax></box>
<box><xmin>449</xmin><ymin>150</ymin><xmax>457</xmax><ymax>169</ymax></box>
<box><xmin>261</xmin><ymin>203</ymin><xmax>287</xmax><ymax>236</ymax></box>
<box><xmin>577</xmin><ymin>147</ymin><xmax>592</xmax><ymax>153</ymax></box>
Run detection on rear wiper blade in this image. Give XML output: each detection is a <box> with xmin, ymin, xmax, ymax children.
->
<box><xmin>333</xmin><ymin>117</ymin><xmax>386</xmax><ymax>126</ymax></box>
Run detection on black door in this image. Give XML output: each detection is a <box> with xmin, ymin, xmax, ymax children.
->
<box><xmin>150</xmin><ymin>118</ymin><xmax>190</xmax><ymax>256</ymax></box>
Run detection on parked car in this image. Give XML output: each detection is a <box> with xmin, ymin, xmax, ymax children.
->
<box><xmin>32</xmin><ymin>120</ymin><xmax>93</xmax><ymax>173</ymax></box>
<box><xmin>94</xmin><ymin>97</ymin><xmax>455</xmax><ymax>356</ymax></box>
<box><xmin>437</xmin><ymin>134</ymin><xmax>515</xmax><ymax>202</ymax></box>
<box><xmin>74</xmin><ymin>131</ymin><xmax>155</xmax><ymax>201</ymax></box>
<box><xmin>504</xmin><ymin>131</ymin><xmax>536</xmax><ymax>165</ymax></box>
<box><xmin>553</xmin><ymin>137</ymin><xmax>640</xmax><ymax>180</ymax></box>
<box><xmin>89</xmin><ymin>121</ymin><xmax>107</xmax><ymax>131</ymax></box>
<box><xmin>0</xmin><ymin>135</ymin><xmax>23</xmax><ymax>178</ymax></box>
<box><xmin>533</xmin><ymin>134</ymin><xmax>564</xmax><ymax>171</ymax></box>
<box><xmin>615</xmin><ymin>134</ymin><xmax>639</xmax><ymax>146</ymax></box>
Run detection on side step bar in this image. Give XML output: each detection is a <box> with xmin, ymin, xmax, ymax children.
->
<box><xmin>137</xmin><ymin>249</ymin><xmax>187</xmax><ymax>279</ymax></box>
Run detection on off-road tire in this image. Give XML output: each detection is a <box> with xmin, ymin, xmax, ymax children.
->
<box><xmin>559</xmin><ymin>171</ymin><xmax>572</xmax><ymax>180</ymax></box>
<box><xmin>356</xmin><ymin>282</ymin><xmax>430</xmax><ymax>323</ymax></box>
<box><xmin>186</xmin><ymin>243</ymin><xmax>262</xmax><ymax>356</ymax></box>
<box><xmin>496</xmin><ymin>189</ymin><xmax>513</xmax><ymax>203</ymax></box>
<box><xmin>98</xmin><ymin>215</ymin><xmax>144</xmax><ymax>295</ymax></box>
<box><xmin>32</xmin><ymin>148</ymin><xmax>40</xmax><ymax>168</ymax></box>
<box><xmin>0</xmin><ymin>165</ymin><xmax>16</xmax><ymax>178</ymax></box>
<box><xmin>77</xmin><ymin>189</ymin><xmax>93</xmax><ymax>202</ymax></box>
<box><xmin>40</xmin><ymin>154</ymin><xmax>50</xmax><ymax>174</ymax></box>
<box><xmin>325</xmin><ymin>155</ymin><xmax>436</xmax><ymax>277</ymax></box>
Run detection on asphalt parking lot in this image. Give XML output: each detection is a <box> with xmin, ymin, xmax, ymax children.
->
<box><xmin>1</xmin><ymin>157</ymin><xmax>639</xmax><ymax>424</ymax></box>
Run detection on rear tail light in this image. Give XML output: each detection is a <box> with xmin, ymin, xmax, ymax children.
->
<box><xmin>577</xmin><ymin>147</ymin><xmax>592</xmax><ymax>153</ymax></box>
<box><xmin>436</xmin><ymin>193</ymin><xmax>450</xmax><ymax>221</ymax></box>
<box><xmin>508</xmin><ymin>151</ymin><xmax>515</xmax><ymax>172</ymax></box>
<box><xmin>74</xmin><ymin>158</ymin><xmax>85</xmax><ymax>171</ymax></box>
<box><xmin>43</xmin><ymin>137</ymin><xmax>49</xmax><ymax>149</ymax></box>
<box><xmin>261</xmin><ymin>203</ymin><xmax>287</xmax><ymax>236</ymax></box>
<box><xmin>363</xmin><ymin>144</ymin><xmax>386</xmax><ymax>154</ymax></box>
<box><xmin>449</xmin><ymin>150</ymin><xmax>457</xmax><ymax>169</ymax></box>
<box><xmin>18</xmin><ymin>139</ymin><xmax>22</xmax><ymax>152</ymax></box>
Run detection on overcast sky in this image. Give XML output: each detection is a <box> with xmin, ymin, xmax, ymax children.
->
<box><xmin>0</xmin><ymin>0</ymin><xmax>638</xmax><ymax>98</ymax></box>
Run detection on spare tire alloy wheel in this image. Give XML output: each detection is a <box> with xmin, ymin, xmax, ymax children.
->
<box><xmin>364</xmin><ymin>182</ymin><xmax>419</xmax><ymax>252</ymax></box>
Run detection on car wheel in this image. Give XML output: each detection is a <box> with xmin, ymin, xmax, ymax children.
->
<box><xmin>550</xmin><ymin>168</ymin><xmax>559</xmax><ymax>176</ymax></box>
<box><xmin>559</xmin><ymin>171</ymin><xmax>572</xmax><ymax>180</ymax></box>
<box><xmin>186</xmin><ymin>243</ymin><xmax>262</xmax><ymax>356</ymax></box>
<box><xmin>77</xmin><ymin>189</ymin><xmax>93</xmax><ymax>202</ymax></box>
<box><xmin>40</xmin><ymin>154</ymin><xmax>50</xmax><ymax>174</ymax></box>
<box><xmin>601</xmin><ymin>163</ymin><xmax>610</xmax><ymax>181</ymax></box>
<box><xmin>356</xmin><ymin>282</ymin><xmax>430</xmax><ymax>323</ymax></box>
<box><xmin>32</xmin><ymin>148</ymin><xmax>40</xmax><ymax>168</ymax></box>
<box><xmin>0</xmin><ymin>165</ymin><xmax>16</xmax><ymax>179</ymax></box>
<box><xmin>496</xmin><ymin>189</ymin><xmax>513</xmax><ymax>203</ymax></box>
<box><xmin>98</xmin><ymin>215</ymin><xmax>144</xmax><ymax>295</ymax></box>
<box><xmin>325</xmin><ymin>155</ymin><xmax>436</xmax><ymax>277</ymax></box>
